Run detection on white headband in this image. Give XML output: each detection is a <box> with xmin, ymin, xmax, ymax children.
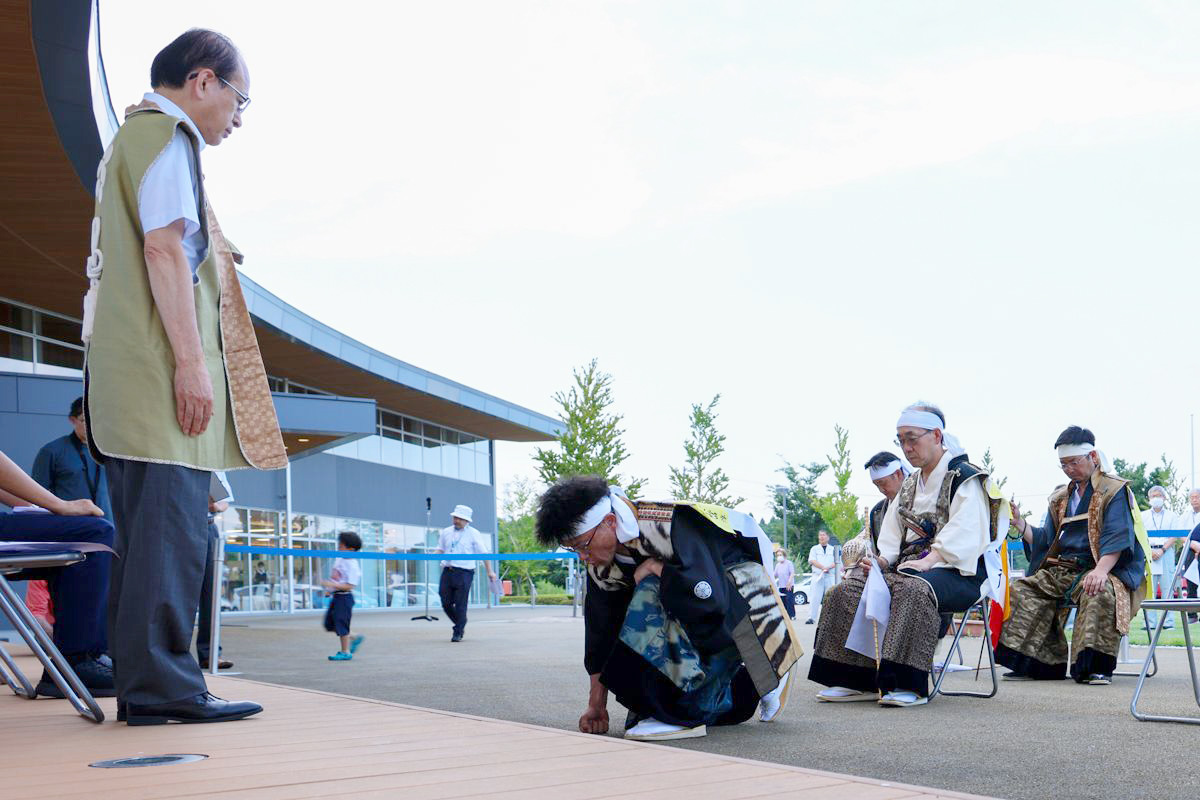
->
<box><xmin>572</xmin><ymin>486</ymin><xmax>640</xmax><ymax>543</ymax></box>
<box><xmin>896</xmin><ymin>408</ymin><xmax>965</xmax><ymax>457</ymax></box>
<box><xmin>868</xmin><ymin>460</ymin><xmax>904</xmax><ymax>480</ymax></box>
<box><xmin>1056</xmin><ymin>443</ymin><xmax>1096</xmax><ymax>459</ymax></box>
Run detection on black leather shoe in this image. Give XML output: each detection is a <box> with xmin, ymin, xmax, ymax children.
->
<box><xmin>451</xmin><ymin>633</ymin><xmax>462</xmax><ymax>642</ymax></box>
<box><xmin>36</xmin><ymin>657</ymin><xmax>116</xmax><ymax>698</ymax></box>
<box><xmin>125</xmin><ymin>692</ymin><xmax>263</xmax><ymax>726</ymax></box>
<box><xmin>117</xmin><ymin>700</ymin><xmax>126</xmax><ymax>722</ymax></box>
<box><xmin>198</xmin><ymin>659</ymin><xmax>234</xmax><ymax>670</ymax></box>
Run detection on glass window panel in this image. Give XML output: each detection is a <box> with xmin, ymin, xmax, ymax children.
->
<box><xmin>423</xmin><ymin>444</ymin><xmax>440</xmax><ymax>474</ymax></box>
<box><xmin>458</xmin><ymin>449</ymin><xmax>475</xmax><ymax>482</ymax></box>
<box><xmin>38</xmin><ymin>314</ymin><xmax>82</xmax><ymax>344</ymax></box>
<box><xmin>403</xmin><ymin>417</ymin><xmax>418</xmax><ymax>434</ymax></box>
<box><xmin>442</xmin><ymin>429</ymin><xmax>459</xmax><ymax>446</ymax></box>
<box><xmin>0</xmin><ymin>329</ymin><xmax>33</xmax><ymax>361</ymax></box>
<box><xmin>476</xmin><ymin>452</ymin><xmax>491</xmax><ymax>484</ymax></box>
<box><xmin>380</xmin><ymin>410</ymin><xmax>403</xmax><ymax>431</ymax></box>
<box><xmin>381</xmin><ymin>435</ymin><xmax>404</xmax><ymax>467</ymax></box>
<box><xmin>422</xmin><ymin>422</ymin><xmax>442</xmax><ymax>442</ymax></box>
<box><xmin>37</xmin><ymin>340</ymin><xmax>84</xmax><ymax>370</ymax></box>
<box><xmin>402</xmin><ymin>437</ymin><xmax>422</xmax><ymax>471</ymax></box>
<box><xmin>0</xmin><ymin>302</ymin><xmax>34</xmax><ymax>331</ymax></box>
<box><xmin>357</xmin><ymin>435</ymin><xmax>382</xmax><ymax>463</ymax></box>
<box><xmin>440</xmin><ymin>444</ymin><xmax>458</xmax><ymax>478</ymax></box>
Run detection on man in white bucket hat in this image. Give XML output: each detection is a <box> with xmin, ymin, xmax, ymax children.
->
<box><xmin>435</xmin><ymin>504</ymin><xmax>497</xmax><ymax>642</ymax></box>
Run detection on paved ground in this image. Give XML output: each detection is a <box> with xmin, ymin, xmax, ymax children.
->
<box><xmin>214</xmin><ymin>604</ymin><xmax>1196</xmax><ymax>800</ymax></box>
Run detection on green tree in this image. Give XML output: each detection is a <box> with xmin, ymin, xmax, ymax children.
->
<box><xmin>667</xmin><ymin>394</ymin><xmax>744</xmax><ymax>506</ymax></box>
<box><xmin>809</xmin><ymin>424</ymin><xmax>860</xmax><ymax>546</ymax></box>
<box><xmin>534</xmin><ymin>359</ymin><xmax>646</xmax><ymax>497</ymax></box>
<box><xmin>497</xmin><ymin>477</ymin><xmax>550</xmax><ymax>598</ymax></box>
<box><xmin>1114</xmin><ymin>455</ymin><xmax>1185</xmax><ymax>511</ymax></box>
<box><xmin>762</xmin><ymin>460</ymin><xmax>827</xmax><ymax>560</ymax></box>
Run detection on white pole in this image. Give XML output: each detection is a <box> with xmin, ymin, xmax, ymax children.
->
<box><xmin>1191</xmin><ymin>413</ymin><xmax>1195</xmax><ymax>490</ymax></box>
<box><xmin>285</xmin><ymin>462</ymin><xmax>294</xmax><ymax>614</ymax></box>
<box><xmin>207</xmin><ymin>533</ymin><xmax>222</xmax><ymax>677</ymax></box>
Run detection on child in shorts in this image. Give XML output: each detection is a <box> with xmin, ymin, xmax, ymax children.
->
<box><xmin>322</xmin><ymin>531</ymin><xmax>365</xmax><ymax>661</ymax></box>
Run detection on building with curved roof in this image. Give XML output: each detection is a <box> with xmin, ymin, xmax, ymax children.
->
<box><xmin>0</xmin><ymin>0</ymin><xmax>559</xmax><ymax>612</ymax></box>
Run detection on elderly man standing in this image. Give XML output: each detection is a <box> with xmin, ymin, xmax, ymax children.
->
<box><xmin>997</xmin><ymin>427</ymin><xmax>1149</xmax><ymax>685</ymax></box>
<box><xmin>1143</xmin><ymin>485</ymin><xmax>1180</xmax><ymax>628</ymax></box>
<box><xmin>436</xmin><ymin>505</ymin><xmax>498</xmax><ymax>642</ymax></box>
<box><xmin>82</xmin><ymin>29</ymin><xmax>286</xmax><ymax>725</ymax></box>
<box><xmin>806</xmin><ymin>530</ymin><xmax>836</xmax><ymax>624</ymax></box>
<box><xmin>809</xmin><ymin>403</ymin><xmax>995</xmax><ymax>708</ymax></box>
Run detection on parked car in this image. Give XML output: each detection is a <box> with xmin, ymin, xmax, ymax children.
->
<box><xmin>794</xmin><ymin>572</ymin><xmax>817</xmax><ymax>606</ymax></box>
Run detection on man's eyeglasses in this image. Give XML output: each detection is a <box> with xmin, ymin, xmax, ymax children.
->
<box><xmin>1059</xmin><ymin>455</ymin><xmax>1091</xmax><ymax>471</ymax></box>
<box><xmin>563</xmin><ymin>525</ymin><xmax>601</xmax><ymax>555</ymax></box>
<box><xmin>894</xmin><ymin>430</ymin><xmax>934</xmax><ymax>448</ymax></box>
<box><xmin>188</xmin><ymin>71</ymin><xmax>251</xmax><ymax>113</ymax></box>
<box><xmin>217</xmin><ymin>75</ymin><xmax>251</xmax><ymax>113</ymax></box>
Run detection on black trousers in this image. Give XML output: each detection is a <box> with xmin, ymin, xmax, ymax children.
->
<box><xmin>195</xmin><ymin>521</ymin><xmax>220</xmax><ymax>662</ymax></box>
<box><xmin>0</xmin><ymin>511</ymin><xmax>113</xmax><ymax>659</ymax></box>
<box><xmin>107</xmin><ymin>459</ymin><xmax>210</xmax><ymax>705</ymax></box>
<box><xmin>439</xmin><ymin>566</ymin><xmax>474</xmax><ymax>636</ymax></box>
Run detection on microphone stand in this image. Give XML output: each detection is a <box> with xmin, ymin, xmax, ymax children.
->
<box><xmin>412</xmin><ymin>496</ymin><xmax>438</xmax><ymax>621</ymax></box>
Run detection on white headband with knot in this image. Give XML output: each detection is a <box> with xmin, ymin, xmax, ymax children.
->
<box><xmin>572</xmin><ymin>486</ymin><xmax>640</xmax><ymax>543</ymax></box>
<box><xmin>896</xmin><ymin>408</ymin><xmax>965</xmax><ymax>457</ymax></box>
<box><xmin>1056</xmin><ymin>443</ymin><xmax>1096</xmax><ymax>459</ymax></box>
<box><xmin>868</xmin><ymin>459</ymin><xmax>905</xmax><ymax>480</ymax></box>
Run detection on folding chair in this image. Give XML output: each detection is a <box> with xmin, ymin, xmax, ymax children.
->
<box><xmin>1130</xmin><ymin>596</ymin><xmax>1200</xmax><ymax>724</ymax></box>
<box><xmin>0</xmin><ymin>551</ymin><xmax>105</xmax><ymax>723</ymax></box>
<box><xmin>930</xmin><ymin>594</ymin><xmax>998</xmax><ymax>700</ymax></box>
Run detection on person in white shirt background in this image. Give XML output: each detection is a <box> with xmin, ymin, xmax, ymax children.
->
<box><xmin>806</xmin><ymin>530</ymin><xmax>837</xmax><ymax>624</ymax></box>
<box><xmin>1142</xmin><ymin>485</ymin><xmax>1180</xmax><ymax>628</ymax></box>
<box><xmin>1183</xmin><ymin>490</ymin><xmax>1200</xmax><ymax>612</ymax></box>
<box><xmin>436</xmin><ymin>505</ymin><xmax>498</xmax><ymax>642</ymax></box>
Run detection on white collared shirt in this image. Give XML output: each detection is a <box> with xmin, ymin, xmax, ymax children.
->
<box><xmin>876</xmin><ymin>449</ymin><xmax>991</xmax><ymax>575</ymax></box>
<box><xmin>437</xmin><ymin>524</ymin><xmax>490</xmax><ymax>570</ymax></box>
<box><xmin>137</xmin><ymin>92</ymin><xmax>208</xmax><ymax>279</ymax></box>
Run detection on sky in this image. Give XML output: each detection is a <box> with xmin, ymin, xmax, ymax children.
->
<box><xmin>101</xmin><ymin>1</ymin><xmax>1200</xmax><ymax>521</ymax></box>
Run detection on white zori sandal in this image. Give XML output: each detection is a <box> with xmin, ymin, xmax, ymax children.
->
<box><xmin>877</xmin><ymin>690</ymin><xmax>929</xmax><ymax>707</ymax></box>
<box><xmin>759</xmin><ymin>669</ymin><xmax>793</xmax><ymax>722</ymax></box>
<box><xmin>816</xmin><ymin>686</ymin><xmax>876</xmax><ymax>702</ymax></box>
<box><xmin>624</xmin><ymin>717</ymin><xmax>707</xmax><ymax>741</ymax></box>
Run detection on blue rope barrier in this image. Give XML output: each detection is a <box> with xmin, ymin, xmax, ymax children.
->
<box><xmin>224</xmin><ymin>544</ymin><xmax>576</xmax><ymax>561</ymax></box>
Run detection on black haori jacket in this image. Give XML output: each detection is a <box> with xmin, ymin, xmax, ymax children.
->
<box><xmin>583</xmin><ymin>500</ymin><xmax>802</xmax><ymax>698</ymax></box>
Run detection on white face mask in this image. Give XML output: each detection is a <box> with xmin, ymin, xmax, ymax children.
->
<box><xmin>1150</xmin><ymin>496</ymin><xmax>1165</xmax><ymax>510</ymax></box>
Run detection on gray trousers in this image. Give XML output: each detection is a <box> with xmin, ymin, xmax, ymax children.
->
<box><xmin>107</xmin><ymin>459</ymin><xmax>210</xmax><ymax>705</ymax></box>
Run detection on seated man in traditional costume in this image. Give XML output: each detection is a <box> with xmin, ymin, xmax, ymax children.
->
<box><xmin>841</xmin><ymin>451</ymin><xmax>908</xmax><ymax>569</ymax></box>
<box><xmin>996</xmin><ymin>426</ymin><xmax>1149</xmax><ymax>686</ymax></box>
<box><xmin>535</xmin><ymin>476</ymin><xmax>802</xmax><ymax>741</ymax></box>
<box><xmin>809</xmin><ymin>403</ymin><xmax>995</xmax><ymax>707</ymax></box>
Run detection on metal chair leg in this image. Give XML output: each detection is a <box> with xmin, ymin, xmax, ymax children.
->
<box><xmin>0</xmin><ymin>579</ymin><xmax>104</xmax><ymax>723</ymax></box>
<box><xmin>931</xmin><ymin>599</ymin><xmax>998</xmax><ymax>700</ymax></box>
<box><xmin>1131</xmin><ymin>602</ymin><xmax>1200</xmax><ymax>724</ymax></box>
<box><xmin>1116</xmin><ymin>608</ymin><xmax>1158</xmax><ymax>678</ymax></box>
<box><xmin>0</xmin><ymin>641</ymin><xmax>35</xmax><ymax>698</ymax></box>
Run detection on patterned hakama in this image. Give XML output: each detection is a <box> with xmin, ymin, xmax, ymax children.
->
<box><xmin>995</xmin><ymin>564</ymin><xmax>1124</xmax><ymax>681</ymax></box>
<box><xmin>601</xmin><ymin>575</ymin><xmax>759</xmax><ymax>729</ymax></box>
<box><xmin>809</xmin><ymin>570</ymin><xmax>942</xmax><ymax>697</ymax></box>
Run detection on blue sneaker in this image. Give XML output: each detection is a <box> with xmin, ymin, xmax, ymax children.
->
<box><xmin>328</xmin><ymin>651</ymin><xmax>352</xmax><ymax>661</ymax></box>
<box><xmin>350</xmin><ymin>635</ymin><xmax>365</xmax><ymax>654</ymax></box>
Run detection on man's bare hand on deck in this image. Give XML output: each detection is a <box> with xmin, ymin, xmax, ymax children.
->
<box><xmin>579</xmin><ymin>705</ymin><xmax>609</xmax><ymax>734</ymax></box>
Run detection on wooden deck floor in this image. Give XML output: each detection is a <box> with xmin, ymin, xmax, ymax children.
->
<box><xmin>0</xmin><ymin>655</ymin><xmax>994</xmax><ymax>800</ymax></box>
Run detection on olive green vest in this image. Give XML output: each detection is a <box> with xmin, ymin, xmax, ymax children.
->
<box><xmin>82</xmin><ymin>106</ymin><xmax>285</xmax><ymax>471</ymax></box>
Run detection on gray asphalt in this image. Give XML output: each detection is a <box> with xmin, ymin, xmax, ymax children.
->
<box><xmin>212</xmin><ymin>604</ymin><xmax>1197</xmax><ymax>800</ymax></box>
